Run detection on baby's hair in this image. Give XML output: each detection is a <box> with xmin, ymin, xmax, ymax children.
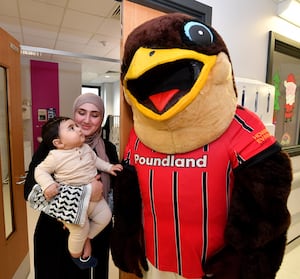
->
<box><xmin>42</xmin><ymin>116</ymin><xmax>71</xmax><ymax>149</ymax></box>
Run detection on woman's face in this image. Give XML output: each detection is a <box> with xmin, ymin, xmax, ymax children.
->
<box><xmin>74</xmin><ymin>103</ymin><xmax>103</xmax><ymax>137</ymax></box>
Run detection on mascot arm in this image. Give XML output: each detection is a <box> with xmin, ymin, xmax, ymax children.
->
<box><xmin>204</xmin><ymin>150</ymin><xmax>292</xmax><ymax>279</ymax></box>
<box><xmin>111</xmin><ymin>162</ymin><xmax>148</xmax><ymax>278</ymax></box>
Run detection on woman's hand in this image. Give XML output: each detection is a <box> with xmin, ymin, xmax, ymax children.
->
<box><xmin>90</xmin><ymin>174</ymin><xmax>104</xmax><ymax>202</ymax></box>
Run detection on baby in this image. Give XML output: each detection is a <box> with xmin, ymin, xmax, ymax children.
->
<box><xmin>34</xmin><ymin>116</ymin><xmax>123</xmax><ymax>269</ymax></box>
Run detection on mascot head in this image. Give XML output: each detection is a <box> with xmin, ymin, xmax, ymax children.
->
<box><xmin>122</xmin><ymin>13</ymin><xmax>237</xmax><ymax>154</ymax></box>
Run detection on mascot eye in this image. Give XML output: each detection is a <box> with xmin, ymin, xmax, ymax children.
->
<box><xmin>183</xmin><ymin>21</ymin><xmax>214</xmax><ymax>46</ymax></box>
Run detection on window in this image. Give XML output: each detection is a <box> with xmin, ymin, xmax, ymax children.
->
<box><xmin>81</xmin><ymin>85</ymin><xmax>101</xmax><ymax>96</ymax></box>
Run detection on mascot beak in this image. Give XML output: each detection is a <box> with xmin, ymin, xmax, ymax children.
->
<box><xmin>123</xmin><ymin>47</ymin><xmax>217</xmax><ymax>121</ymax></box>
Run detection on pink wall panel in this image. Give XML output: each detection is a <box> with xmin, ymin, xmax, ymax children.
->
<box><xmin>30</xmin><ymin>60</ymin><xmax>59</xmax><ymax>151</ymax></box>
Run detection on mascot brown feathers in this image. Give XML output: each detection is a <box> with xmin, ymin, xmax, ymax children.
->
<box><xmin>111</xmin><ymin>13</ymin><xmax>292</xmax><ymax>279</ymax></box>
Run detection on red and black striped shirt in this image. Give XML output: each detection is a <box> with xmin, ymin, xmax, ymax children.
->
<box><xmin>123</xmin><ymin>106</ymin><xmax>277</xmax><ymax>278</ymax></box>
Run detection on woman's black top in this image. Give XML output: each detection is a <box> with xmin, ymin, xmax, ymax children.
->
<box><xmin>24</xmin><ymin>140</ymin><xmax>119</xmax><ymax>279</ymax></box>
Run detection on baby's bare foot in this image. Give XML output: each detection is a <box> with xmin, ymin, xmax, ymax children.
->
<box><xmin>82</xmin><ymin>238</ymin><xmax>92</xmax><ymax>259</ymax></box>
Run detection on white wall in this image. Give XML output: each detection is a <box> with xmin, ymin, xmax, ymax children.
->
<box><xmin>58</xmin><ymin>62</ymin><xmax>82</xmax><ymax>118</ymax></box>
<box><xmin>288</xmin><ymin>156</ymin><xmax>300</xmax><ymax>243</ymax></box>
<box><xmin>200</xmin><ymin>0</ymin><xmax>300</xmax><ymax>82</ymax></box>
<box><xmin>102</xmin><ymin>81</ymin><xmax>121</xmax><ymax>122</ymax></box>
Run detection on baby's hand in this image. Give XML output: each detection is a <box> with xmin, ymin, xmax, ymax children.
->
<box><xmin>109</xmin><ymin>164</ymin><xmax>123</xmax><ymax>176</ymax></box>
<box><xmin>44</xmin><ymin>183</ymin><xmax>59</xmax><ymax>200</ymax></box>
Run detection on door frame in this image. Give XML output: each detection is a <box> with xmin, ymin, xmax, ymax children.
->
<box><xmin>0</xmin><ymin>27</ymin><xmax>29</xmax><ymax>279</ymax></box>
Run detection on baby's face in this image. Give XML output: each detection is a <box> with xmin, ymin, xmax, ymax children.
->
<box><xmin>58</xmin><ymin>119</ymin><xmax>85</xmax><ymax>149</ymax></box>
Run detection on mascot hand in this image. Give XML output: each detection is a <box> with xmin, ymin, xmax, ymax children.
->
<box><xmin>203</xmin><ymin>246</ymin><xmax>241</xmax><ymax>279</ymax></box>
<box><xmin>223</xmin><ymin>151</ymin><xmax>292</xmax><ymax>278</ymax></box>
<box><xmin>111</xmin><ymin>227</ymin><xmax>148</xmax><ymax>277</ymax></box>
<box><xmin>204</xmin><ymin>233</ymin><xmax>287</xmax><ymax>279</ymax></box>
<box><xmin>111</xmin><ymin>163</ymin><xmax>149</xmax><ymax>277</ymax></box>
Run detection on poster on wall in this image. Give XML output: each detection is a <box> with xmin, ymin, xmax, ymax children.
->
<box><xmin>266</xmin><ymin>31</ymin><xmax>300</xmax><ymax>154</ymax></box>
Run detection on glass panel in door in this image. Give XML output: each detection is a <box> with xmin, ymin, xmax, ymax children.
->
<box><xmin>0</xmin><ymin>66</ymin><xmax>14</xmax><ymax>238</ymax></box>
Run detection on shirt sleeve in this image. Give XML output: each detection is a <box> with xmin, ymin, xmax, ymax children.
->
<box><xmin>228</xmin><ymin>107</ymin><xmax>278</xmax><ymax>169</ymax></box>
<box><xmin>87</xmin><ymin>143</ymin><xmax>113</xmax><ymax>172</ymax></box>
<box><xmin>34</xmin><ymin>151</ymin><xmax>57</xmax><ymax>191</ymax></box>
<box><xmin>24</xmin><ymin>141</ymin><xmax>50</xmax><ymax>200</ymax></box>
<box><xmin>95</xmin><ymin>156</ymin><xmax>113</xmax><ymax>173</ymax></box>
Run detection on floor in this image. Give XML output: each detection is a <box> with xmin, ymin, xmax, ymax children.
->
<box><xmin>26</xmin><ymin>252</ymin><xmax>119</xmax><ymax>279</ymax></box>
<box><xmin>25</xmin><ymin>241</ymin><xmax>300</xmax><ymax>279</ymax></box>
<box><xmin>25</xmin><ymin>207</ymin><xmax>300</xmax><ymax>279</ymax></box>
<box><xmin>276</xmin><ymin>237</ymin><xmax>300</xmax><ymax>279</ymax></box>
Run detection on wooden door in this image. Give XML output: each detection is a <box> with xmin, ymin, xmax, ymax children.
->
<box><xmin>119</xmin><ymin>1</ymin><xmax>165</xmax><ymax>278</ymax></box>
<box><xmin>120</xmin><ymin>0</ymin><xmax>164</xmax><ymax>157</ymax></box>
<box><xmin>0</xmin><ymin>27</ymin><xmax>29</xmax><ymax>279</ymax></box>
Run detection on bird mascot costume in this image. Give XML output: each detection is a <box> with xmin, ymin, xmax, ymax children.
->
<box><xmin>111</xmin><ymin>13</ymin><xmax>293</xmax><ymax>279</ymax></box>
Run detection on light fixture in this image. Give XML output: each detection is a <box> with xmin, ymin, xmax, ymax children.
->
<box><xmin>20</xmin><ymin>49</ymin><xmax>42</xmax><ymax>57</ymax></box>
<box><xmin>20</xmin><ymin>45</ymin><xmax>120</xmax><ymax>63</ymax></box>
<box><xmin>277</xmin><ymin>0</ymin><xmax>300</xmax><ymax>27</ymax></box>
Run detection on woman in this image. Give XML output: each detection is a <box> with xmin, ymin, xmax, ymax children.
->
<box><xmin>24</xmin><ymin>93</ymin><xmax>119</xmax><ymax>279</ymax></box>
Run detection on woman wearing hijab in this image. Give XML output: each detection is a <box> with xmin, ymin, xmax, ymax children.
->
<box><xmin>24</xmin><ymin>93</ymin><xmax>119</xmax><ymax>279</ymax></box>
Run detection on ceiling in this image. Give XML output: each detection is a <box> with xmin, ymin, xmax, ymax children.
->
<box><xmin>0</xmin><ymin>0</ymin><xmax>122</xmax><ymax>84</ymax></box>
